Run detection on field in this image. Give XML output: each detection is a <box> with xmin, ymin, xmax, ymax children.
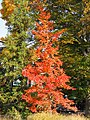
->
<box><xmin>27</xmin><ymin>112</ymin><xmax>89</xmax><ymax>120</ymax></box>
<box><xmin>0</xmin><ymin>112</ymin><xmax>89</xmax><ymax>120</ymax></box>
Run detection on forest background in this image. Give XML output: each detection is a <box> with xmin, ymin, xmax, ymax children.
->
<box><xmin>0</xmin><ymin>0</ymin><xmax>90</xmax><ymax>119</ymax></box>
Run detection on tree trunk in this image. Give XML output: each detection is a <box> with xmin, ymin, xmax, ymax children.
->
<box><xmin>85</xmin><ymin>92</ymin><xmax>90</xmax><ymax>117</ymax></box>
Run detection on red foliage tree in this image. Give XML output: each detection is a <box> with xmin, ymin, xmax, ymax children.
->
<box><xmin>22</xmin><ymin>6</ymin><xmax>77</xmax><ymax>112</ymax></box>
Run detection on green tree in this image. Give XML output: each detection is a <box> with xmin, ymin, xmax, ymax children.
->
<box><xmin>0</xmin><ymin>0</ymin><xmax>36</xmax><ymax>118</ymax></box>
<box><xmin>78</xmin><ymin>0</ymin><xmax>90</xmax><ymax>116</ymax></box>
<box><xmin>46</xmin><ymin>0</ymin><xmax>90</xmax><ymax>116</ymax></box>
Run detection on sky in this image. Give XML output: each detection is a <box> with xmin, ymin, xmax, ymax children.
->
<box><xmin>0</xmin><ymin>0</ymin><xmax>8</xmax><ymax>38</ymax></box>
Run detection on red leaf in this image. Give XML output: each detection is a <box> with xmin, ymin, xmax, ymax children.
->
<box><xmin>22</xmin><ymin>5</ymin><xmax>77</xmax><ymax>113</ymax></box>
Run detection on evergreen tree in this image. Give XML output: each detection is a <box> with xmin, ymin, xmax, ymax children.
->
<box><xmin>0</xmin><ymin>0</ymin><xmax>36</xmax><ymax>118</ymax></box>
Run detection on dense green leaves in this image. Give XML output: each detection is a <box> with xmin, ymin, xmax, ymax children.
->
<box><xmin>0</xmin><ymin>0</ymin><xmax>36</xmax><ymax>118</ymax></box>
<box><xmin>46</xmin><ymin>0</ymin><xmax>90</xmax><ymax>115</ymax></box>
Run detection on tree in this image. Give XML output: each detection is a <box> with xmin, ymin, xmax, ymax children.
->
<box><xmin>0</xmin><ymin>0</ymin><xmax>16</xmax><ymax>20</ymax></box>
<box><xmin>0</xmin><ymin>0</ymin><xmax>36</xmax><ymax>118</ymax></box>
<box><xmin>78</xmin><ymin>0</ymin><xmax>90</xmax><ymax>116</ymax></box>
<box><xmin>46</xmin><ymin>0</ymin><xmax>90</xmax><ymax>115</ymax></box>
<box><xmin>22</xmin><ymin>6</ymin><xmax>77</xmax><ymax>113</ymax></box>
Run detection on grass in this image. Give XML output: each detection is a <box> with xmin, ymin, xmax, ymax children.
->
<box><xmin>27</xmin><ymin>112</ymin><xmax>89</xmax><ymax>120</ymax></box>
<box><xmin>0</xmin><ymin>116</ymin><xmax>12</xmax><ymax>120</ymax></box>
<box><xmin>0</xmin><ymin>112</ymin><xmax>89</xmax><ymax>120</ymax></box>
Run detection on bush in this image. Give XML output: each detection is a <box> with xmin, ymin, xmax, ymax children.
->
<box><xmin>6</xmin><ymin>107</ymin><xmax>22</xmax><ymax>120</ymax></box>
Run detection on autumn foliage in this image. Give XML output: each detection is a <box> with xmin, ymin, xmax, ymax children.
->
<box><xmin>0</xmin><ymin>0</ymin><xmax>15</xmax><ymax>19</ymax></box>
<box><xmin>22</xmin><ymin>6</ymin><xmax>77</xmax><ymax>112</ymax></box>
<box><xmin>0</xmin><ymin>0</ymin><xmax>30</xmax><ymax>20</ymax></box>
